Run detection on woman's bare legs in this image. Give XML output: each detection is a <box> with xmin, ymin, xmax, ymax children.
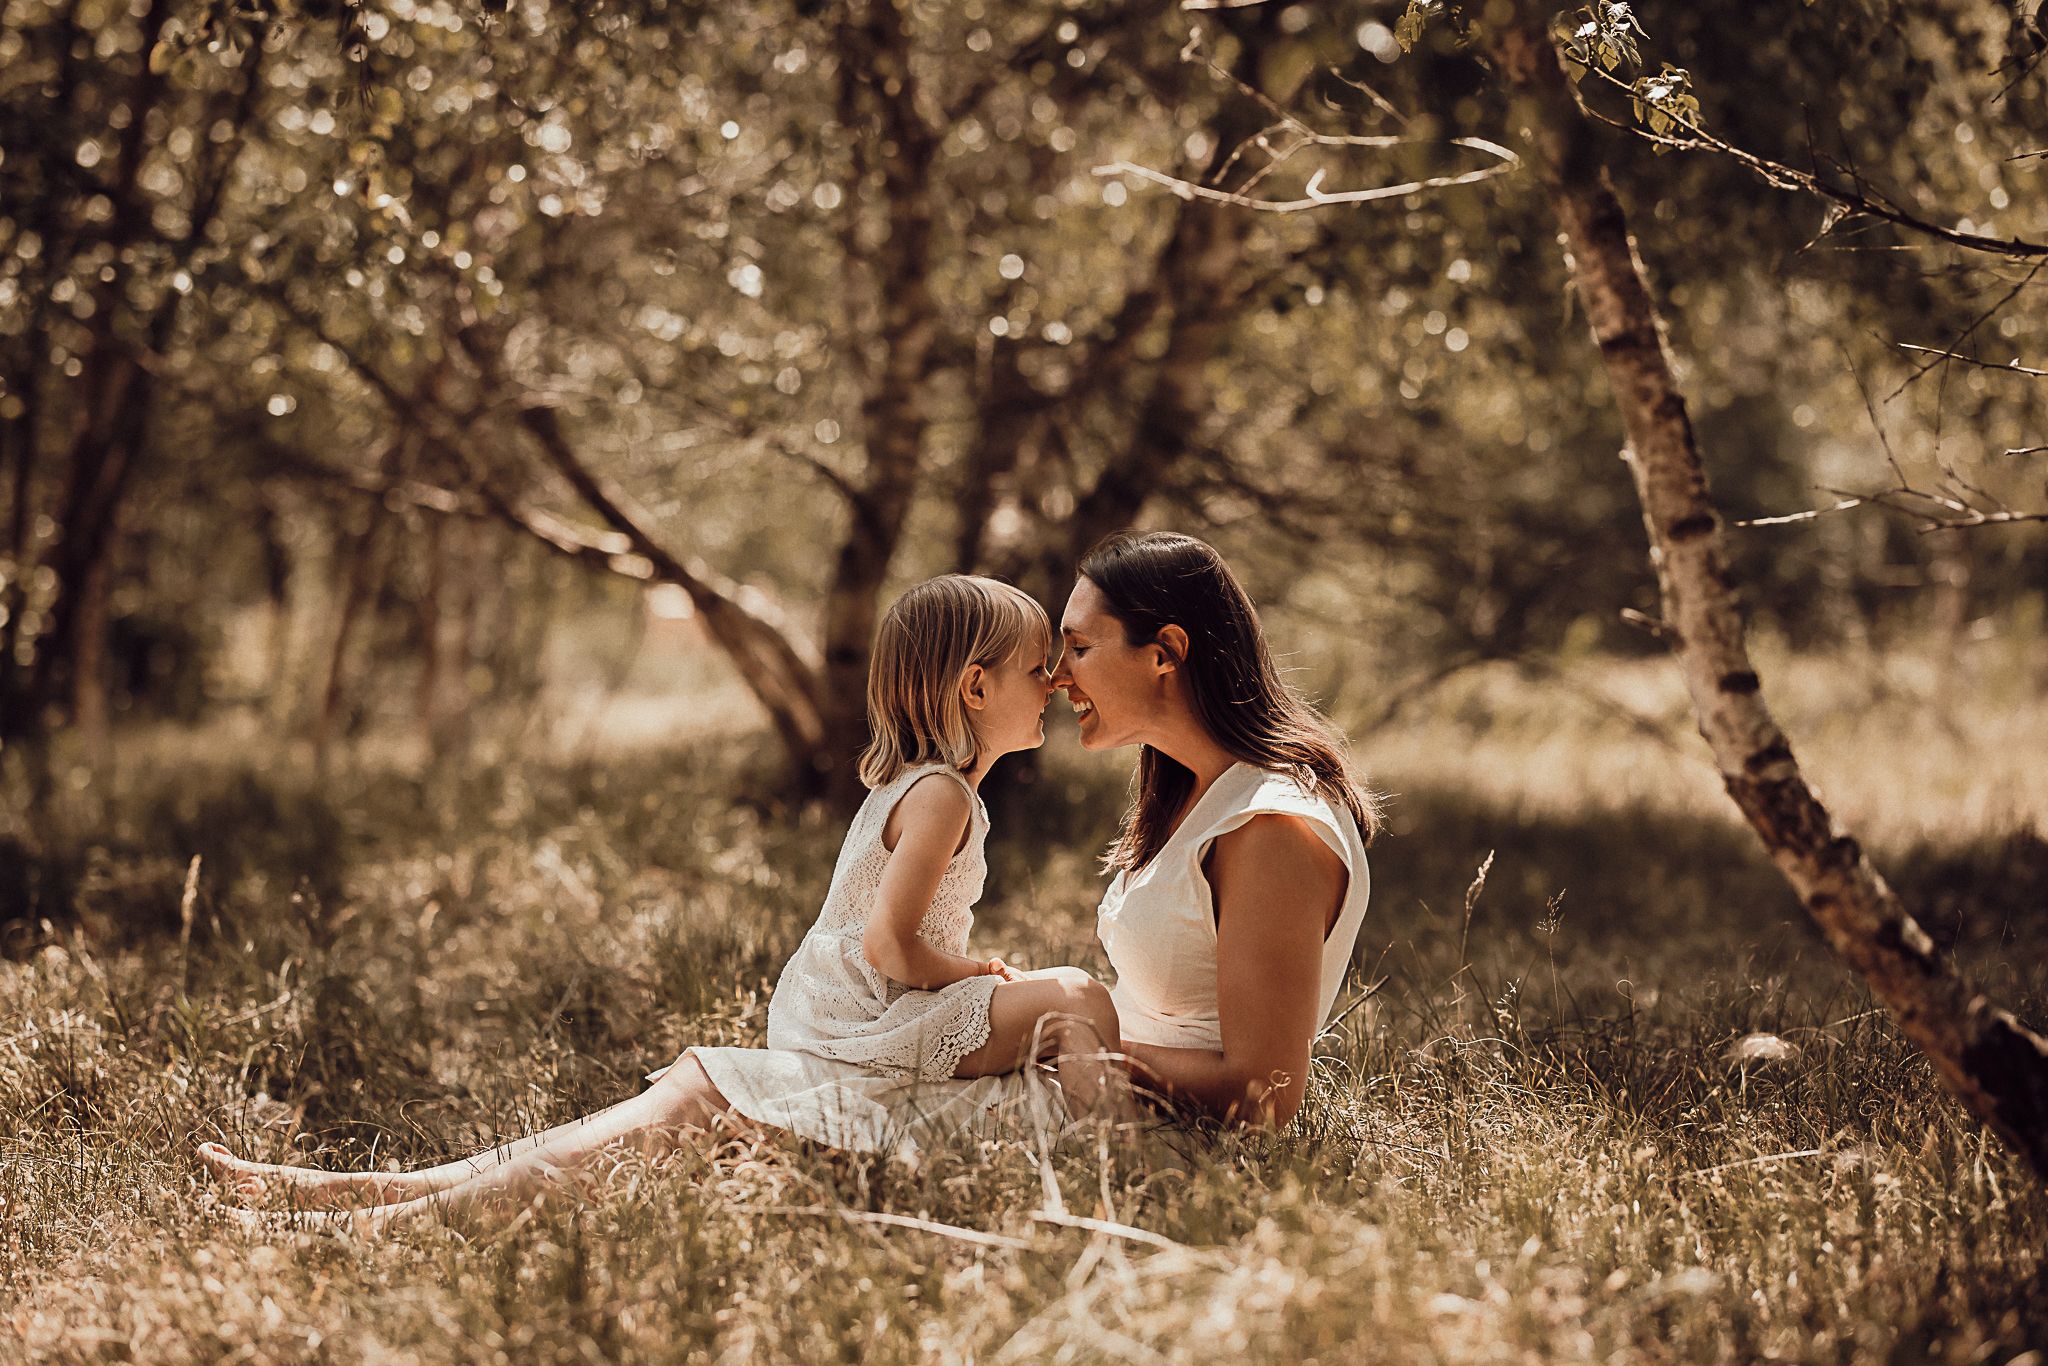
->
<box><xmin>952</xmin><ymin>967</ymin><xmax>1134</xmax><ymax>1119</ymax></box>
<box><xmin>200</xmin><ymin>1059</ymin><xmax>727</xmax><ymax>1213</ymax></box>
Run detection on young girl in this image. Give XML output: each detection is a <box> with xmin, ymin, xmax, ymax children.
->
<box><xmin>657</xmin><ymin>572</ymin><xmax>1127</xmax><ymax>1130</ymax></box>
<box><xmin>200</xmin><ymin>575</ymin><xmax>1124</xmax><ymax>1227</ymax></box>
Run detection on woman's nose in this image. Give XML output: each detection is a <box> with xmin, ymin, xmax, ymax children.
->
<box><xmin>1049</xmin><ymin>654</ymin><xmax>1072</xmax><ymax>688</ymax></box>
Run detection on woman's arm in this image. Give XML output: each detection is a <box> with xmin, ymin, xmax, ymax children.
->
<box><xmin>1123</xmin><ymin>813</ymin><xmax>1346</xmax><ymax>1127</ymax></box>
<box><xmin>861</xmin><ymin>775</ymin><xmax>1004</xmax><ymax>990</ymax></box>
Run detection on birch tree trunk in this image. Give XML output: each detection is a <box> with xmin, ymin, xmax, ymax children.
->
<box><xmin>1486</xmin><ymin>17</ymin><xmax>2048</xmax><ymax>1176</ymax></box>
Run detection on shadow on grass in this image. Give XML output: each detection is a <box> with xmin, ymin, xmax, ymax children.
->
<box><xmin>9</xmin><ymin>738</ymin><xmax>2043</xmax><ymax>1019</ymax></box>
<box><xmin>1361</xmin><ymin>785</ymin><xmax>2048</xmax><ymax>984</ymax></box>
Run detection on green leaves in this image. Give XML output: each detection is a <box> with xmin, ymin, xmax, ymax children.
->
<box><xmin>1561</xmin><ymin>2</ymin><xmax>1646</xmax><ymax>74</ymax></box>
<box><xmin>1554</xmin><ymin>6</ymin><xmax>1705</xmax><ymax>150</ymax></box>
<box><xmin>1393</xmin><ymin>0</ymin><xmax>1444</xmax><ymax>55</ymax></box>
<box><xmin>1630</xmin><ymin>64</ymin><xmax>1703</xmax><ymax>141</ymax></box>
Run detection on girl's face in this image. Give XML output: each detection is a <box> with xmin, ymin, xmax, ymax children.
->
<box><xmin>1050</xmin><ymin>577</ymin><xmax>1168</xmax><ymax>752</ymax></box>
<box><xmin>967</xmin><ymin>640</ymin><xmax>1056</xmax><ymax>758</ymax></box>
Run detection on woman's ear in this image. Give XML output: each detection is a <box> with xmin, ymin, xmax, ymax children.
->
<box><xmin>959</xmin><ymin>663</ymin><xmax>990</xmax><ymax>711</ymax></box>
<box><xmin>1152</xmin><ymin>624</ymin><xmax>1190</xmax><ymax>674</ymax></box>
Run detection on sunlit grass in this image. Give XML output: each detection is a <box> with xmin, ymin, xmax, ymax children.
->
<box><xmin>2</xmin><ymin>636</ymin><xmax>2044</xmax><ymax>1361</ymax></box>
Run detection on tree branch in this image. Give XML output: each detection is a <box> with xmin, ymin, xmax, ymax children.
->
<box><xmin>1094</xmin><ymin>136</ymin><xmax>1519</xmax><ymax>212</ymax></box>
<box><xmin>1582</xmin><ymin>63</ymin><xmax>2048</xmax><ymax>260</ymax></box>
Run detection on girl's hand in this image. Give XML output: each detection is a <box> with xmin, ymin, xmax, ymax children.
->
<box><xmin>984</xmin><ymin>957</ymin><xmax>1023</xmax><ymax>982</ymax></box>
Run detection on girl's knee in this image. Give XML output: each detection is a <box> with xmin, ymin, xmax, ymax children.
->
<box><xmin>1041</xmin><ymin>965</ymin><xmax>1103</xmax><ymax>1001</ymax></box>
<box><xmin>651</xmin><ymin>1055</ymin><xmax>730</xmax><ymax>1128</ymax></box>
<box><xmin>1059</xmin><ymin>972</ymin><xmax>1116</xmax><ymax>1028</ymax></box>
<box><xmin>1036</xmin><ymin>974</ymin><xmax>1117</xmax><ymax>1046</ymax></box>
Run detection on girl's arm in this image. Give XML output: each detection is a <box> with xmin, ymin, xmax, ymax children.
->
<box><xmin>1120</xmin><ymin>813</ymin><xmax>1345</xmax><ymax>1128</ymax></box>
<box><xmin>861</xmin><ymin>775</ymin><xmax>1004</xmax><ymax>990</ymax></box>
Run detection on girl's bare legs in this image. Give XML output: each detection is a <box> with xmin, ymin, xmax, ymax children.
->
<box><xmin>200</xmin><ymin>1059</ymin><xmax>723</xmax><ymax>1212</ymax></box>
<box><xmin>952</xmin><ymin>967</ymin><xmax>1134</xmax><ymax>1119</ymax></box>
<box><xmin>300</xmin><ymin>1055</ymin><xmax>736</xmax><ymax>1234</ymax></box>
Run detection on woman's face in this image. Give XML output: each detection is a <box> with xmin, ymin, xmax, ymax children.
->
<box><xmin>1051</xmin><ymin>576</ymin><xmax>1168</xmax><ymax>751</ymax></box>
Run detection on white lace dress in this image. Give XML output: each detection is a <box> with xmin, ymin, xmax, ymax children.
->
<box><xmin>761</xmin><ymin>762</ymin><xmax>1004</xmax><ymax>1076</ymax></box>
<box><xmin>651</xmin><ymin>764</ymin><xmax>1061</xmax><ymax>1152</ymax></box>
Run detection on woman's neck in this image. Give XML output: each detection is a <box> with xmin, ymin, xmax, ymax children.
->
<box><xmin>1148</xmin><ymin>722</ymin><xmax>1237</xmax><ymax>802</ymax></box>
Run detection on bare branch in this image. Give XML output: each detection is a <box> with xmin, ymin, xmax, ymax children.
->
<box><xmin>1885</xmin><ymin>259</ymin><xmax>2046</xmax><ymax>399</ymax></box>
<box><xmin>1330</xmin><ymin>72</ymin><xmax>1412</xmax><ymax>129</ymax></box>
<box><xmin>1894</xmin><ymin>341</ymin><xmax>2048</xmax><ymax>379</ymax></box>
<box><xmin>1094</xmin><ymin>136</ymin><xmax>1519</xmax><ymax>212</ymax></box>
<box><xmin>1804</xmin><ymin>473</ymin><xmax>2048</xmax><ymax>534</ymax></box>
<box><xmin>1730</xmin><ymin>498</ymin><xmax>1870</xmax><ymax>528</ymax></box>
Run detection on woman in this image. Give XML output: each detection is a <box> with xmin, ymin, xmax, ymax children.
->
<box><xmin>200</xmin><ymin>531</ymin><xmax>1375</xmax><ymax>1228</ymax></box>
<box><xmin>1054</xmin><ymin>530</ymin><xmax>1376</xmax><ymax>1127</ymax></box>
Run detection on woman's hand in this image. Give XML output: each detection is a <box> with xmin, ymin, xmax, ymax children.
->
<box><xmin>984</xmin><ymin>957</ymin><xmax>1024</xmax><ymax>982</ymax></box>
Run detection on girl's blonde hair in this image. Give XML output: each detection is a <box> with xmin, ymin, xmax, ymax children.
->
<box><xmin>858</xmin><ymin>575</ymin><xmax>1053</xmax><ymax>788</ymax></box>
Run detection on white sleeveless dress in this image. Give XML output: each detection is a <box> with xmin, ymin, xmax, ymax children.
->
<box><xmin>1098</xmin><ymin>762</ymin><xmax>1372</xmax><ymax>1052</ymax></box>
<box><xmin>652</xmin><ymin>761</ymin><xmax>1369</xmax><ymax>1153</ymax></box>
<box><xmin>651</xmin><ymin>764</ymin><xmax>1059</xmax><ymax>1151</ymax></box>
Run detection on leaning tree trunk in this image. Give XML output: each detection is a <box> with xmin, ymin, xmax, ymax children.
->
<box><xmin>1487</xmin><ymin>19</ymin><xmax>2048</xmax><ymax>1176</ymax></box>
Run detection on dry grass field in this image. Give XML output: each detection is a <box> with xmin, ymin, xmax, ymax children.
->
<box><xmin>2</xmin><ymin>632</ymin><xmax>2045</xmax><ymax>1363</ymax></box>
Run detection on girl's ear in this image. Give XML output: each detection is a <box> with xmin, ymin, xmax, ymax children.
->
<box><xmin>959</xmin><ymin>663</ymin><xmax>990</xmax><ymax>711</ymax></box>
<box><xmin>1152</xmin><ymin>624</ymin><xmax>1190</xmax><ymax>674</ymax></box>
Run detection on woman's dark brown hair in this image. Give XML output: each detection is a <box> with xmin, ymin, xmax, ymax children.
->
<box><xmin>1078</xmin><ymin>530</ymin><xmax>1379</xmax><ymax>873</ymax></box>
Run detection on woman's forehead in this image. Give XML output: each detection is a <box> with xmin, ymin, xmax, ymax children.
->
<box><xmin>1060</xmin><ymin>577</ymin><xmax>1111</xmax><ymax>632</ymax></box>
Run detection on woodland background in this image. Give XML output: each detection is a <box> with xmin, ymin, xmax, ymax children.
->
<box><xmin>2</xmin><ymin>0</ymin><xmax>2046</xmax><ymax>1360</ymax></box>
